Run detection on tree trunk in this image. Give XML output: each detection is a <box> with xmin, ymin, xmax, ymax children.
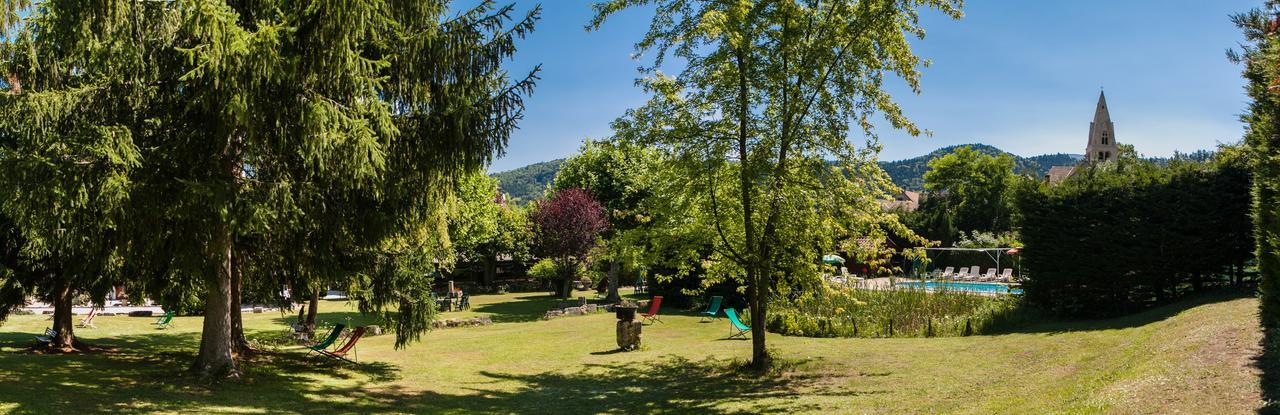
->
<box><xmin>604</xmin><ymin>260</ymin><xmax>621</xmax><ymax>303</ymax></box>
<box><xmin>305</xmin><ymin>290</ymin><xmax>319</xmax><ymax>332</ymax></box>
<box><xmin>191</xmin><ymin>230</ymin><xmax>238</xmax><ymax>381</ymax></box>
<box><xmin>49</xmin><ymin>273</ymin><xmax>76</xmax><ymax>351</ymax></box>
<box><xmin>482</xmin><ymin>255</ymin><xmax>497</xmax><ymax>287</ymax></box>
<box><xmin>229</xmin><ymin>247</ymin><xmax>253</xmax><ymax>355</ymax></box>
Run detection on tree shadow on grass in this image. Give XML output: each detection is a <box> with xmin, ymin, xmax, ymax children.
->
<box><xmin>990</xmin><ymin>287</ymin><xmax>1254</xmax><ymax>336</ymax></box>
<box><xmin>1257</xmin><ymin>325</ymin><xmax>1280</xmax><ymax>415</ymax></box>
<box><xmin>0</xmin><ymin>330</ymin><xmax>855</xmax><ymax>414</ymax></box>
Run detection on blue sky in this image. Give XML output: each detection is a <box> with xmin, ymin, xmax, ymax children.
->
<box><xmin>490</xmin><ymin>0</ymin><xmax>1258</xmax><ymax>172</ymax></box>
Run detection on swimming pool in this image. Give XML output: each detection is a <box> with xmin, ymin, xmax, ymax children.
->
<box><xmin>895</xmin><ymin>281</ymin><xmax>1023</xmax><ymax>295</ymax></box>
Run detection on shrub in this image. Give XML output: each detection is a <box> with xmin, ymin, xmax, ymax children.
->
<box><xmin>768</xmin><ymin>285</ymin><xmax>1018</xmax><ymax>338</ymax></box>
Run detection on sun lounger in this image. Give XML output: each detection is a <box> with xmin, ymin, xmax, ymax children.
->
<box><xmin>941</xmin><ymin>267</ymin><xmax>955</xmax><ymax>280</ymax></box>
<box><xmin>319</xmin><ymin>327</ymin><xmax>367</xmax><ymax>363</ymax></box>
<box><xmin>999</xmin><ymin>268</ymin><xmax>1013</xmax><ymax>282</ymax></box>
<box><xmin>700</xmin><ymin>296</ymin><xmax>723</xmax><ymax>322</ymax></box>
<box><xmin>306</xmin><ymin>324</ymin><xmax>346</xmax><ymax>356</ymax></box>
<box><xmin>77</xmin><ymin>308</ymin><xmax>98</xmax><ymax>328</ymax></box>
<box><xmin>980</xmin><ymin>268</ymin><xmax>997</xmax><ymax>282</ymax></box>
<box><xmin>725</xmin><ymin>308</ymin><xmax>750</xmax><ymax>339</ymax></box>
<box><xmin>152</xmin><ymin>311</ymin><xmax>174</xmax><ymax>329</ymax></box>
<box><xmin>640</xmin><ymin>296</ymin><xmax>664</xmax><ymax>324</ymax></box>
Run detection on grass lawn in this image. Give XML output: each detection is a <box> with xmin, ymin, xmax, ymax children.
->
<box><xmin>0</xmin><ymin>288</ymin><xmax>1266</xmax><ymax>414</ymax></box>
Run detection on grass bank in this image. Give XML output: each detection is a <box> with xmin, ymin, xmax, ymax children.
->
<box><xmin>0</xmin><ymin>289</ymin><xmax>1265</xmax><ymax>414</ymax></box>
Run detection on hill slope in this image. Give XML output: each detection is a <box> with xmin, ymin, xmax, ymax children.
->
<box><xmin>492</xmin><ymin>145</ymin><xmax>1085</xmax><ymax>200</ymax></box>
<box><xmin>880</xmin><ymin>144</ymin><xmax>1083</xmax><ymax>190</ymax></box>
<box><xmin>490</xmin><ymin>159</ymin><xmax>563</xmax><ymax>202</ymax></box>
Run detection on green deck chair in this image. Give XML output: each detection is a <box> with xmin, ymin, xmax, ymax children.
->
<box><xmin>699</xmin><ymin>296</ymin><xmax>724</xmax><ymax>322</ymax></box>
<box><xmin>725</xmin><ymin>308</ymin><xmax>750</xmax><ymax>339</ymax></box>
<box><xmin>152</xmin><ymin>311</ymin><xmax>175</xmax><ymax>329</ymax></box>
<box><xmin>306</xmin><ymin>324</ymin><xmax>346</xmax><ymax>356</ymax></box>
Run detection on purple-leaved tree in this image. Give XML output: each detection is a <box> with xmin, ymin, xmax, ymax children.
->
<box><xmin>532</xmin><ymin>189</ymin><xmax>608</xmax><ymax>298</ymax></box>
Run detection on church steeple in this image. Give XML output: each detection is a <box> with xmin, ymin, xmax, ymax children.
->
<box><xmin>1085</xmin><ymin>90</ymin><xmax>1118</xmax><ymax>162</ymax></box>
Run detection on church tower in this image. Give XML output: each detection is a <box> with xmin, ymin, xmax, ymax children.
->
<box><xmin>1085</xmin><ymin>91</ymin><xmax>1118</xmax><ymax>162</ymax></box>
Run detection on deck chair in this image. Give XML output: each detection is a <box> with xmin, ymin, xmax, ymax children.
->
<box><xmin>940</xmin><ymin>266</ymin><xmax>955</xmax><ymax>279</ymax></box>
<box><xmin>998</xmin><ymin>268</ymin><xmax>1014</xmax><ymax>282</ymax></box>
<box><xmin>980</xmin><ymin>268</ymin><xmax>997</xmax><ymax>282</ymax></box>
<box><xmin>35</xmin><ymin>327</ymin><xmax>56</xmax><ymax>343</ymax></box>
<box><xmin>77</xmin><ymin>308</ymin><xmax>98</xmax><ymax>328</ymax></box>
<box><xmin>725</xmin><ymin>308</ymin><xmax>750</xmax><ymax>339</ymax></box>
<box><xmin>319</xmin><ymin>327</ymin><xmax>367</xmax><ymax>363</ymax></box>
<box><xmin>152</xmin><ymin>311</ymin><xmax>175</xmax><ymax>329</ymax></box>
<box><xmin>306</xmin><ymin>324</ymin><xmax>346</xmax><ymax>356</ymax></box>
<box><xmin>700</xmin><ymin>296</ymin><xmax>723</xmax><ymax>322</ymax></box>
<box><xmin>640</xmin><ymin>296</ymin><xmax>664</xmax><ymax>324</ymax></box>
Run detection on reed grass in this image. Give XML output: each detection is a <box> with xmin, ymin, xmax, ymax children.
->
<box><xmin>767</xmin><ymin>283</ymin><xmax>1020</xmax><ymax>338</ymax></box>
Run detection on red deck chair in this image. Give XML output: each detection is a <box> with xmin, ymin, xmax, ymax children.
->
<box><xmin>77</xmin><ymin>308</ymin><xmax>98</xmax><ymax>328</ymax></box>
<box><xmin>640</xmin><ymin>296</ymin><xmax>664</xmax><ymax>324</ymax></box>
<box><xmin>320</xmin><ymin>327</ymin><xmax>367</xmax><ymax>364</ymax></box>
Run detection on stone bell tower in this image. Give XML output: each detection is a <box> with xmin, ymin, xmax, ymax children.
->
<box><xmin>1084</xmin><ymin>90</ymin><xmax>1119</xmax><ymax>162</ymax></box>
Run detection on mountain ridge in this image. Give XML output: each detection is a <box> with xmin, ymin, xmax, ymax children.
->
<box><xmin>491</xmin><ymin>144</ymin><xmax>1084</xmax><ymax>201</ymax></box>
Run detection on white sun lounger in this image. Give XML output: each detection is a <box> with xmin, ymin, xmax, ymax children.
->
<box><xmin>979</xmin><ymin>268</ymin><xmax>997</xmax><ymax>282</ymax></box>
<box><xmin>998</xmin><ymin>268</ymin><xmax>1013</xmax><ymax>282</ymax></box>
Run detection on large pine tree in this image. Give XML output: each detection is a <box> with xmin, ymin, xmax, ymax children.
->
<box><xmin>2</xmin><ymin>0</ymin><xmax>537</xmax><ymax>378</ymax></box>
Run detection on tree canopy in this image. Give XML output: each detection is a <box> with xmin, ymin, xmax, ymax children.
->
<box><xmin>0</xmin><ymin>0</ymin><xmax>538</xmax><ymax>379</ymax></box>
<box><xmin>591</xmin><ymin>0</ymin><xmax>957</xmax><ymax>368</ymax></box>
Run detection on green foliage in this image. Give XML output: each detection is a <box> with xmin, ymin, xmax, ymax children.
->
<box><xmin>449</xmin><ymin>170</ymin><xmax>532</xmax><ymax>268</ymax></box>
<box><xmin>528</xmin><ymin>258</ymin><xmax>570</xmax><ymax>281</ymax></box>
<box><xmin>883</xmin><ymin>144</ymin><xmax>1079</xmax><ymax>191</ymax></box>
<box><xmin>1233</xmin><ymin>6</ymin><xmax>1280</xmax><ymax>327</ymax></box>
<box><xmin>917</xmin><ymin>146</ymin><xmax>1023</xmax><ymax>243</ymax></box>
<box><xmin>593</xmin><ymin>0</ymin><xmax>959</xmax><ymax>367</ymax></box>
<box><xmin>954</xmin><ymin>231</ymin><xmax>1022</xmax><ymax>249</ymax></box>
<box><xmin>768</xmin><ymin>285</ymin><xmax>1018</xmax><ymax>338</ymax></box>
<box><xmin>1015</xmin><ymin>155</ymin><xmax>1253</xmax><ymax>317</ymax></box>
<box><xmin>491</xmin><ymin>159</ymin><xmax>564</xmax><ymax>203</ymax></box>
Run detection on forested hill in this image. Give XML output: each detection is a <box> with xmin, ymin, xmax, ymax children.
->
<box><xmin>490</xmin><ymin>159</ymin><xmax>563</xmax><ymax>202</ymax></box>
<box><xmin>492</xmin><ymin>145</ymin><xmax>1084</xmax><ymax>201</ymax></box>
<box><xmin>882</xmin><ymin>144</ymin><xmax>1083</xmax><ymax>190</ymax></box>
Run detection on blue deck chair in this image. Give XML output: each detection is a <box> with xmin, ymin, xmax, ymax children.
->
<box><xmin>700</xmin><ymin>296</ymin><xmax>724</xmax><ymax>322</ymax></box>
<box><xmin>725</xmin><ymin>308</ymin><xmax>750</xmax><ymax>339</ymax></box>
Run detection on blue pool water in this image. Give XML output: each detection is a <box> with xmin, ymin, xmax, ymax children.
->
<box><xmin>895</xmin><ymin>281</ymin><xmax>1023</xmax><ymax>295</ymax></box>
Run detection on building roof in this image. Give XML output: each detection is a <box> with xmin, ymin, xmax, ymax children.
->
<box><xmin>879</xmin><ymin>190</ymin><xmax>921</xmax><ymax>212</ymax></box>
<box><xmin>1046</xmin><ymin>165</ymin><xmax>1076</xmax><ymax>184</ymax></box>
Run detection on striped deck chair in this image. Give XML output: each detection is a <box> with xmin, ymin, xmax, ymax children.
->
<box><xmin>306</xmin><ymin>324</ymin><xmax>346</xmax><ymax>357</ymax></box>
<box><xmin>320</xmin><ymin>327</ymin><xmax>367</xmax><ymax>364</ymax></box>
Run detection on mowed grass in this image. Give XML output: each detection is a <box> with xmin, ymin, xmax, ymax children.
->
<box><xmin>0</xmin><ymin>289</ymin><xmax>1265</xmax><ymax>414</ymax></box>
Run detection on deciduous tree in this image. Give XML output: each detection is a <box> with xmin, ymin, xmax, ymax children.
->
<box><xmin>591</xmin><ymin>0</ymin><xmax>955</xmax><ymax>368</ymax></box>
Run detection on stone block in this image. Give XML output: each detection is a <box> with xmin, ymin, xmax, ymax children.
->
<box><xmin>616</xmin><ymin>320</ymin><xmax>642</xmax><ymax>350</ymax></box>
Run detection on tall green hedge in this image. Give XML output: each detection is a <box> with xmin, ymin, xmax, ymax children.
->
<box><xmin>1235</xmin><ymin>7</ymin><xmax>1280</xmax><ymax>327</ymax></box>
<box><xmin>1015</xmin><ymin>159</ymin><xmax>1252</xmax><ymax>317</ymax></box>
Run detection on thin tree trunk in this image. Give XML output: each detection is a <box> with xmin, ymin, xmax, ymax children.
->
<box><xmin>49</xmin><ymin>273</ymin><xmax>76</xmax><ymax>351</ymax></box>
<box><xmin>305</xmin><ymin>289</ymin><xmax>319</xmax><ymax>332</ymax></box>
<box><xmin>605</xmin><ymin>260</ymin><xmax>621</xmax><ymax>303</ymax></box>
<box><xmin>191</xmin><ymin>229</ymin><xmax>238</xmax><ymax>380</ymax></box>
<box><xmin>735</xmin><ymin>46</ymin><xmax>769</xmax><ymax>370</ymax></box>
<box><xmin>229</xmin><ymin>246</ymin><xmax>252</xmax><ymax>355</ymax></box>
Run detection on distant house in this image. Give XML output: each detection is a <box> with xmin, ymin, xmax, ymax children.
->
<box><xmin>1045</xmin><ymin>166</ymin><xmax>1076</xmax><ymax>185</ymax></box>
<box><xmin>1046</xmin><ymin>91</ymin><xmax>1121</xmax><ymax>184</ymax></box>
<box><xmin>879</xmin><ymin>190</ymin><xmax>922</xmax><ymax>212</ymax></box>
